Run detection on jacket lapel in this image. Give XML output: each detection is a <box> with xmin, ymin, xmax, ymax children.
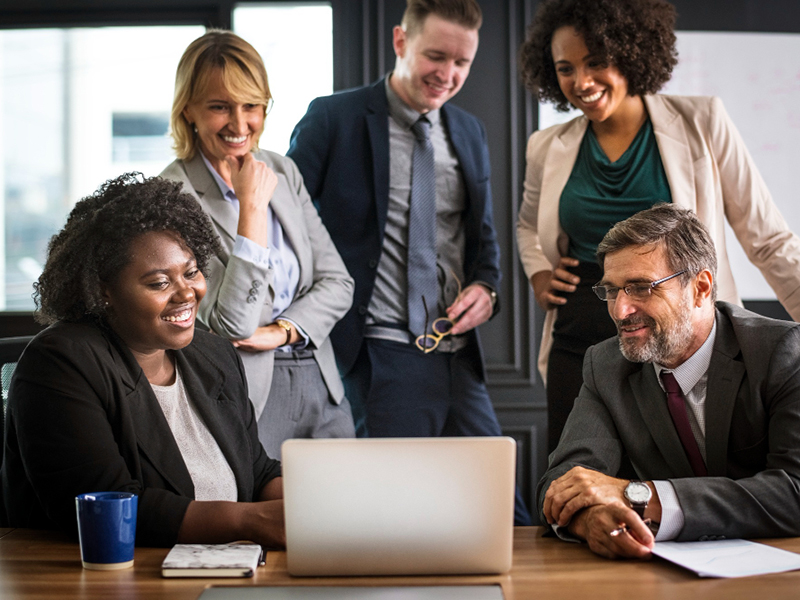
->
<box><xmin>110</xmin><ymin>335</ymin><xmax>196</xmax><ymax>498</ymax></box>
<box><xmin>540</xmin><ymin>119</ymin><xmax>586</xmax><ymax>264</ymax></box>
<box><xmin>268</xmin><ymin>170</ymin><xmax>312</xmax><ymax>296</ymax></box>
<box><xmin>173</xmin><ymin>345</ymin><xmax>250</xmax><ymax>501</ymax></box>
<box><xmin>704</xmin><ymin>310</ymin><xmax>745</xmax><ymax>475</ymax></box>
<box><xmin>629</xmin><ymin>363</ymin><xmax>695</xmax><ymax>477</ymax></box>
<box><xmin>366</xmin><ymin>79</ymin><xmax>390</xmax><ymax>240</ymax></box>
<box><xmin>645</xmin><ymin>95</ymin><xmax>697</xmax><ymax>212</ymax></box>
<box><xmin>182</xmin><ymin>154</ymin><xmax>239</xmax><ymax>246</ymax></box>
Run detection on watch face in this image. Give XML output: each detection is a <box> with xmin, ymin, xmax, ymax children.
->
<box><xmin>625</xmin><ymin>482</ymin><xmax>652</xmax><ymax>503</ymax></box>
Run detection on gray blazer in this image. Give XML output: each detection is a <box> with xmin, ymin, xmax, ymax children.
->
<box><xmin>161</xmin><ymin>150</ymin><xmax>354</xmax><ymax>418</ymax></box>
<box><xmin>538</xmin><ymin>302</ymin><xmax>800</xmax><ymax>540</ymax></box>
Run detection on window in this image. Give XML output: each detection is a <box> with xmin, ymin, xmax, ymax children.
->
<box><xmin>0</xmin><ymin>3</ymin><xmax>333</xmax><ymax>313</ymax></box>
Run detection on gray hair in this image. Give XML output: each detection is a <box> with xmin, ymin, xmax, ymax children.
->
<box><xmin>596</xmin><ymin>203</ymin><xmax>717</xmax><ymax>301</ymax></box>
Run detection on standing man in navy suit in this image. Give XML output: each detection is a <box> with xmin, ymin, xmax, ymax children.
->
<box><xmin>289</xmin><ymin>0</ymin><xmax>530</xmax><ymax>524</ymax></box>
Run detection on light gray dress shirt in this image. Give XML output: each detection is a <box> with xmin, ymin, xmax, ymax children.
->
<box><xmin>365</xmin><ymin>76</ymin><xmax>466</xmax><ymax>335</ymax></box>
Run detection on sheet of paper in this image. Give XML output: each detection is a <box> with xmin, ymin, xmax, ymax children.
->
<box><xmin>653</xmin><ymin>539</ymin><xmax>800</xmax><ymax>578</ymax></box>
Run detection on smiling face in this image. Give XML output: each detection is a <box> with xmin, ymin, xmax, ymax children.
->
<box><xmin>102</xmin><ymin>230</ymin><xmax>207</xmax><ymax>360</ymax></box>
<box><xmin>182</xmin><ymin>69</ymin><xmax>265</xmax><ymax>173</ymax></box>
<box><xmin>390</xmin><ymin>14</ymin><xmax>479</xmax><ymax>114</ymax></box>
<box><xmin>550</xmin><ymin>25</ymin><xmax>638</xmax><ymax>125</ymax></box>
<box><xmin>601</xmin><ymin>244</ymin><xmax>710</xmax><ymax>369</ymax></box>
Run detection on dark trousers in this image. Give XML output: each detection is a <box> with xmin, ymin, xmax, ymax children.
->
<box><xmin>344</xmin><ymin>337</ymin><xmax>532</xmax><ymax>526</ymax></box>
<box><xmin>546</xmin><ymin>262</ymin><xmax>618</xmax><ymax>452</ymax></box>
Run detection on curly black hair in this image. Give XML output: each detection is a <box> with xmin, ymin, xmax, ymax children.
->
<box><xmin>519</xmin><ymin>0</ymin><xmax>678</xmax><ymax>112</ymax></box>
<box><xmin>34</xmin><ymin>172</ymin><xmax>222</xmax><ymax>325</ymax></box>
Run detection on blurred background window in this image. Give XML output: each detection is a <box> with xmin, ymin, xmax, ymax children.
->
<box><xmin>0</xmin><ymin>2</ymin><xmax>332</xmax><ymax>311</ymax></box>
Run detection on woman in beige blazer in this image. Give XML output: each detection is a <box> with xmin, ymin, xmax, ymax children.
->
<box><xmin>161</xmin><ymin>31</ymin><xmax>355</xmax><ymax>459</ymax></box>
<box><xmin>517</xmin><ymin>0</ymin><xmax>800</xmax><ymax>451</ymax></box>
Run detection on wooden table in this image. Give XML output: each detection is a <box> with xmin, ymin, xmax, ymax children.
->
<box><xmin>2</xmin><ymin>527</ymin><xmax>800</xmax><ymax>599</ymax></box>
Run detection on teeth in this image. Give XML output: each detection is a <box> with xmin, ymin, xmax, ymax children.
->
<box><xmin>222</xmin><ymin>135</ymin><xmax>247</xmax><ymax>143</ymax></box>
<box><xmin>582</xmin><ymin>91</ymin><xmax>603</xmax><ymax>103</ymax></box>
<box><xmin>163</xmin><ymin>310</ymin><xmax>191</xmax><ymax>323</ymax></box>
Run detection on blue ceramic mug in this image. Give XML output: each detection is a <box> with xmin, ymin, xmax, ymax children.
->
<box><xmin>75</xmin><ymin>492</ymin><xmax>138</xmax><ymax>570</ymax></box>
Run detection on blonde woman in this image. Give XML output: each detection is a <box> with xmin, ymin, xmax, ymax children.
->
<box><xmin>161</xmin><ymin>31</ymin><xmax>355</xmax><ymax>458</ymax></box>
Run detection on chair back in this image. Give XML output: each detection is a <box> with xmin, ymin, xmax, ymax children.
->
<box><xmin>0</xmin><ymin>335</ymin><xmax>34</xmax><ymax>526</ymax></box>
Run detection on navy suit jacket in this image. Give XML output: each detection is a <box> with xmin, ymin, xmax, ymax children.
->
<box><xmin>288</xmin><ymin>77</ymin><xmax>501</xmax><ymax>376</ymax></box>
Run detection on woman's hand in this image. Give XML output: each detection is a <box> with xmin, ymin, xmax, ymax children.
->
<box><xmin>232</xmin><ymin>324</ymin><xmax>294</xmax><ymax>353</ymax></box>
<box><xmin>244</xmin><ymin>499</ymin><xmax>286</xmax><ymax>549</ymax></box>
<box><xmin>219</xmin><ymin>153</ymin><xmax>278</xmax><ymax>247</ymax></box>
<box><xmin>177</xmin><ymin>497</ymin><xmax>286</xmax><ymax>549</ymax></box>
<box><xmin>531</xmin><ymin>257</ymin><xmax>580</xmax><ymax>310</ymax></box>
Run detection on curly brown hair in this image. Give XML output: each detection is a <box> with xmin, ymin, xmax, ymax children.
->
<box><xmin>34</xmin><ymin>173</ymin><xmax>222</xmax><ymax>325</ymax></box>
<box><xmin>519</xmin><ymin>0</ymin><xmax>678</xmax><ymax>112</ymax></box>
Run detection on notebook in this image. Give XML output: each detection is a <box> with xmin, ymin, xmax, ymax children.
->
<box><xmin>281</xmin><ymin>437</ymin><xmax>516</xmax><ymax>576</ymax></box>
<box><xmin>161</xmin><ymin>543</ymin><xmax>263</xmax><ymax>578</ymax></box>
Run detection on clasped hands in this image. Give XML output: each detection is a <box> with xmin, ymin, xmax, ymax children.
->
<box><xmin>544</xmin><ymin>466</ymin><xmax>657</xmax><ymax>559</ymax></box>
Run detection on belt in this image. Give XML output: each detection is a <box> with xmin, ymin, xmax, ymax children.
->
<box><xmin>363</xmin><ymin>324</ymin><xmax>469</xmax><ymax>354</ymax></box>
<box><xmin>273</xmin><ymin>348</ymin><xmax>315</xmax><ymax>360</ymax></box>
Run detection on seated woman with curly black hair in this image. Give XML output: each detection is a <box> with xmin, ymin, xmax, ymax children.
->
<box><xmin>0</xmin><ymin>173</ymin><xmax>284</xmax><ymax>548</ymax></box>
<box><xmin>516</xmin><ymin>0</ymin><xmax>800</xmax><ymax>452</ymax></box>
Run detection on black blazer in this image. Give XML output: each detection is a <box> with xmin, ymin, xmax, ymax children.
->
<box><xmin>288</xmin><ymin>77</ymin><xmax>502</xmax><ymax>377</ymax></box>
<box><xmin>538</xmin><ymin>302</ymin><xmax>800</xmax><ymax>540</ymax></box>
<box><xmin>1</xmin><ymin>321</ymin><xmax>280</xmax><ymax>547</ymax></box>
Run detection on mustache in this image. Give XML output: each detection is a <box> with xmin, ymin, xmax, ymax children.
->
<box><xmin>615</xmin><ymin>315</ymin><xmax>657</xmax><ymax>331</ymax></box>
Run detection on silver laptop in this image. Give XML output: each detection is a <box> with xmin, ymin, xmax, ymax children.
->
<box><xmin>281</xmin><ymin>437</ymin><xmax>516</xmax><ymax>577</ymax></box>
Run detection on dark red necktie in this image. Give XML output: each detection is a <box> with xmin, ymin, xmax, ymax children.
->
<box><xmin>660</xmin><ymin>371</ymin><xmax>708</xmax><ymax>477</ymax></box>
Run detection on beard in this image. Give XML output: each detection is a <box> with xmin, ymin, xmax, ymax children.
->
<box><xmin>615</xmin><ymin>295</ymin><xmax>694</xmax><ymax>365</ymax></box>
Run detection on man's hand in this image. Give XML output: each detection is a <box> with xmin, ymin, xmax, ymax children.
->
<box><xmin>570</xmin><ymin>504</ymin><xmax>654</xmax><ymax>560</ymax></box>
<box><xmin>543</xmin><ymin>466</ymin><xmax>628</xmax><ymax>526</ymax></box>
<box><xmin>446</xmin><ymin>284</ymin><xmax>494</xmax><ymax>335</ymax></box>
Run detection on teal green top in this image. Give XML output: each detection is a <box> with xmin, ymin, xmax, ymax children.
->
<box><xmin>559</xmin><ymin>118</ymin><xmax>672</xmax><ymax>263</ymax></box>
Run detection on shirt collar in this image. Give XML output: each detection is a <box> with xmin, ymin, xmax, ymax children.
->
<box><xmin>655</xmin><ymin>319</ymin><xmax>717</xmax><ymax>395</ymax></box>
<box><xmin>200</xmin><ymin>151</ymin><xmax>238</xmax><ymax>203</ymax></box>
<box><xmin>384</xmin><ymin>73</ymin><xmax>441</xmax><ymax>130</ymax></box>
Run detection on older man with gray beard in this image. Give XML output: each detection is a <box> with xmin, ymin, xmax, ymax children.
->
<box><xmin>537</xmin><ymin>203</ymin><xmax>800</xmax><ymax>560</ymax></box>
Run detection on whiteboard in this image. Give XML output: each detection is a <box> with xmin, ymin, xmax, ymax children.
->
<box><xmin>539</xmin><ymin>31</ymin><xmax>800</xmax><ymax>300</ymax></box>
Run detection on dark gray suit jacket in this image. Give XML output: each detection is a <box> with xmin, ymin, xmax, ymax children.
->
<box><xmin>538</xmin><ymin>302</ymin><xmax>800</xmax><ymax>540</ymax></box>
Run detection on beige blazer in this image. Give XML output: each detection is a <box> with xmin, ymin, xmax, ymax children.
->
<box><xmin>161</xmin><ymin>150</ymin><xmax>354</xmax><ymax>417</ymax></box>
<box><xmin>517</xmin><ymin>94</ymin><xmax>800</xmax><ymax>382</ymax></box>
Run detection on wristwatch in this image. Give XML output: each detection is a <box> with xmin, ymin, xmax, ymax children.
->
<box><xmin>624</xmin><ymin>481</ymin><xmax>652</xmax><ymax>518</ymax></box>
<box><xmin>274</xmin><ymin>319</ymin><xmax>293</xmax><ymax>346</ymax></box>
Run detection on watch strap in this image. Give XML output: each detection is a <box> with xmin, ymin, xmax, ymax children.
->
<box><xmin>275</xmin><ymin>319</ymin><xmax>292</xmax><ymax>345</ymax></box>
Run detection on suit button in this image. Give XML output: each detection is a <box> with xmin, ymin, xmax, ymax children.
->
<box><xmin>358</xmin><ymin>305</ymin><xmax>367</xmax><ymax>315</ymax></box>
<box><xmin>246</xmin><ymin>296</ymin><xmax>257</xmax><ymax>304</ymax></box>
<box><xmin>368</xmin><ymin>259</ymin><xmax>378</xmax><ymax>268</ymax></box>
<box><xmin>699</xmin><ymin>535</ymin><xmax>709</xmax><ymax>542</ymax></box>
<box><xmin>252</xmin><ymin>280</ymin><xmax>262</xmax><ymax>289</ymax></box>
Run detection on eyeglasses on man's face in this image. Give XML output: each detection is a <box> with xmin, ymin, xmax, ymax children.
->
<box><xmin>592</xmin><ymin>270</ymin><xmax>687</xmax><ymax>302</ymax></box>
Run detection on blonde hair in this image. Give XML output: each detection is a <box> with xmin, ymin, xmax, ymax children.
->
<box><xmin>170</xmin><ymin>30</ymin><xmax>271</xmax><ymax>161</ymax></box>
